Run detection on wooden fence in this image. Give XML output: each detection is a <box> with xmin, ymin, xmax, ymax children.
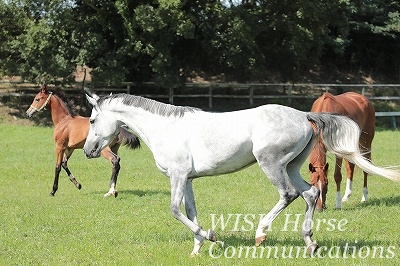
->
<box><xmin>1</xmin><ymin>81</ymin><xmax>400</xmax><ymax>126</ymax></box>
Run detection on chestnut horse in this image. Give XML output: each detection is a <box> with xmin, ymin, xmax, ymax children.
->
<box><xmin>26</xmin><ymin>85</ymin><xmax>140</xmax><ymax>197</ymax></box>
<box><xmin>309</xmin><ymin>92</ymin><xmax>375</xmax><ymax>210</ymax></box>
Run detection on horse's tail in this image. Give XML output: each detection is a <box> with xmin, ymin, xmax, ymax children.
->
<box><xmin>307</xmin><ymin>112</ymin><xmax>400</xmax><ymax>182</ymax></box>
<box><xmin>117</xmin><ymin>127</ymin><xmax>141</xmax><ymax>150</ymax></box>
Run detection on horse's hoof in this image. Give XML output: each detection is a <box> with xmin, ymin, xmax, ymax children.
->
<box><xmin>114</xmin><ymin>191</ymin><xmax>118</xmax><ymax>198</ymax></box>
<box><xmin>255</xmin><ymin>235</ymin><xmax>266</xmax><ymax>247</ymax></box>
<box><xmin>307</xmin><ymin>242</ymin><xmax>318</xmax><ymax>256</ymax></box>
<box><xmin>49</xmin><ymin>192</ymin><xmax>55</xmax><ymax>196</ymax></box>
<box><xmin>207</xmin><ymin>229</ymin><xmax>216</xmax><ymax>242</ymax></box>
<box><xmin>190</xmin><ymin>252</ymin><xmax>199</xmax><ymax>258</ymax></box>
<box><xmin>77</xmin><ymin>184</ymin><xmax>82</xmax><ymax>190</ymax></box>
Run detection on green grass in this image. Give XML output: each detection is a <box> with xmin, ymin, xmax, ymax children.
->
<box><xmin>1</xmin><ymin>124</ymin><xmax>400</xmax><ymax>265</ymax></box>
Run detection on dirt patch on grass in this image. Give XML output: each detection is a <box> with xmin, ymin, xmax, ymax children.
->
<box><xmin>0</xmin><ymin>103</ymin><xmax>37</xmax><ymax>126</ymax></box>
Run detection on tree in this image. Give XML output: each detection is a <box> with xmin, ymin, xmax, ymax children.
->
<box><xmin>0</xmin><ymin>1</ymin><xmax>28</xmax><ymax>76</ymax></box>
<box><xmin>1</xmin><ymin>0</ymin><xmax>79</xmax><ymax>84</ymax></box>
<box><xmin>345</xmin><ymin>0</ymin><xmax>400</xmax><ymax>78</ymax></box>
<box><xmin>1</xmin><ymin>0</ymin><xmax>399</xmax><ymax>85</ymax></box>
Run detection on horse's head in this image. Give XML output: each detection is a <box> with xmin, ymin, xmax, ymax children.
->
<box><xmin>83</xmin><ymin>94</ymin><xmax>121</xmax><ymax>158</ymax></box>
<box><xmin>309</xmin><ymin>162</ymin><xmax>329</xmax><ymax>211</ymax></box>
<box><xmin>26</xmin><ymin>84</ymin><xmax>53</xmax><ymax>117</ymax></box>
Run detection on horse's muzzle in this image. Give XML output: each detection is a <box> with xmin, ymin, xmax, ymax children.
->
<box><xmin>83</xmin><ymin>142</ymin><xmax>101</xmax><ymax>158</ymax></box>
<box><xmin>26</xmin><ymin>108</ymin><xmax>36</xmax><ymax>118</ymax></box>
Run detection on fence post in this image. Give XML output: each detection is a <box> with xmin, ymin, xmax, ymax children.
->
<box><xmin>209</xmin><ymin>86</ymin><xmax>213</xmax><ymax>109</ymax></box>
<box><xmin>169</xmin><ymin>87</ymin><xmax>174</xmax><ymax>104</ymax></box>
<box><xmin>287</xmin><ymin>85</ymin><xmax>292</xmax><ymax>105</ymax></box>
<box><xmin>391</xmin><ymin>116</ymin><xmax>397</xmax><ymax>129</ymax></box>
<box><xmin>249</xmin><ymin>86</ymin><xmax>254</xmax><ymax>107</ymax></box>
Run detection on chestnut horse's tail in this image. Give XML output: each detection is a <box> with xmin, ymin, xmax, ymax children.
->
<box><xmin>307</xmin><ymin>112</ymin><xmax>400</xmax><ymax>182</ymax></box>
<box><xmin>117</xmin><ymin>127</ymin><xmax>141</xmax><ymax>150</ymax></box>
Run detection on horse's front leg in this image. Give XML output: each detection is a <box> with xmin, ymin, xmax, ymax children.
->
<box><xmin>170</xmin><ymin>176</ymin><xmax>216</xmax><ymax>256</ymax></box>
<box><xmin>334</xmin><ymin>157</ymin><xmax>343</xmax><ymax>209</ymax></box>
<box><xmin>50</xmin><ymin>148</ymin><xmax>65</xmax><ymax>196</ymax></box>
<box><xmin>62</xmin><ymin>149</ymin><xmax>82</xmax><ymax>190</ymax></box>
<box><xmin>183</xmin><ymin>180</ymin><xmax>211</xmax><ymax>256</ymax></box>
<box><xmin>50</xmin><ymin>164</ymin><xmax>61</xmax><ymax>196</ymax></box>
<box><xmin>101</xmin><ymin>148</ymin><xmax>120</xmax><ymax>198</ymax></box>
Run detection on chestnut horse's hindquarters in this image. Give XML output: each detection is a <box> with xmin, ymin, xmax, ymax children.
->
<box><xmin>307</xmin><ymin>113</ymin><xmax>400</xmax><ymax>182</ymax></box>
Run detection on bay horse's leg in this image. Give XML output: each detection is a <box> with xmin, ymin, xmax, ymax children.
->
<box><xmin>50</xmin><ymin>147</ymin><xmax>64</xmax><ymax>196</ymax></box>
<box><xmin>101</xmin><ymin>146</ymin><xmax>120</xmax><ymax>198</ymax></box>
<box><xmin>360</xmin><ymin>134</ymin><xmax>372</xmax><ymax>202</ymax></box>
<box><xmin>342</xmin><ymin>159</ymin><xmax>355</xmax><ymax>202</ymax></box>
<box><xmin>361</xmin><ymin>171</ymin><xmax>368</xmax><ymax>202</ymax></box>
<box><xmin>182</xmin><ymin>180</ymin><xmax>205</xmax><ymax>256</ymax></box>
<box><xmin>62</xmin><ymin>149</ymin><xmax>82</xmax><ymax>190</ymax></box>
<box><xmin>169</xmin><ymin>175</ymin><xmax>215</xmax><ymax>255</ymax></box>
<box><xmin>50</xmin><ymin>147</ymin><xmax>81</xmax><ymax>195</ymax></box>
<box><xmin>334</xmin><ymin>157</ymin><xmax>343</xmax><ymax>209</ymax></box>
<box><xmin>50</xmin><ymin>166</ymin><xmax>61</xmax><ymax>196</ymax></box>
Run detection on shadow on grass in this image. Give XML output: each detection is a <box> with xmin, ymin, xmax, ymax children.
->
<box><xmin>315</xmin><ymin>195</ymin><xmax>400</xmax><ymax>212</ymax></box>
<box><xmin>92</xmin><ymin>189</ymin><xmax>170</xmax><ymax>198</ymax></box>
<box><xmin>358</xmin><ymin>195</ymin><xmax>400</xmax><ymax>207</ymax></box>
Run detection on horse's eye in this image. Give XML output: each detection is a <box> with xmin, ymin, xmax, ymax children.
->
<box><xmin>89</xmin><ymin>119</ymin><xmax>95</xmax><ymax>124</ymax></box>
<box><xmin>35</xmin><ymin>98</ymin><xmax>40</xmax><ymax>102</ymax></box>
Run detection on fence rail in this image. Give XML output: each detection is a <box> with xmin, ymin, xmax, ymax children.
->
<box><xmin>1</xmin><ymin>81</ymin><xmax>400</xmax><ymax>126</ymax></box>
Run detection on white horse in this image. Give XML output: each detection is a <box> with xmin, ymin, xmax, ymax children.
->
<box><xmin>83</xmin><ymin>93</ymin><xmax>400</xmax><ymax>256</ymax></box>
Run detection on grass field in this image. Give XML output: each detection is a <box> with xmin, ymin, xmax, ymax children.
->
<box><xmin>1</xmin><ymin>124</ymin><xmax>400</xmax><ymax>265</ymax></box>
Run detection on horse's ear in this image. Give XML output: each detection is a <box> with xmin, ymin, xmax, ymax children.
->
<box><xmin>86</xmin><ymin>94</ymin><xmax>98</xmax><ymax>106</ymax></box>
<box><xmin>84</xmin><ymin>87</ymin><xmax>100</xmax><ymax>101</ymax></box>
<box><xmin>41</xmin><ymin>84</ymin><xmax>47</xmax><ymax>93</ymax></box>
<box><xmin>324</xmin><ymin>163</ymin><xmax>329</xmax><ymax>171</ymax></box>
<box><xmin>309</xmin><ymin>163</ymin><xmax>316</xmax><ymax>173</ymax></box>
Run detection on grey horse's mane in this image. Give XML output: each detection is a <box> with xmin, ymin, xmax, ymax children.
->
<box><xmin>97</xmin><ymin>93</ymin><xmax>201</xmax><ymax>117</ymax></box>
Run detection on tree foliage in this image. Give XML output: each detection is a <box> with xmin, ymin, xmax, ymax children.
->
<box><xmin>0</xmin><ymin>0</ymin><xmax>399</xmax><ymax>85</ymax></box>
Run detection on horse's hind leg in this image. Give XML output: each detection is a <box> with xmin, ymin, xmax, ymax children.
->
<box><xmin>101</xmin><ymin>147</ymin><xmax>120</xmax><ymax>198</ymax></box>
<box><xmin>62</xmin><ymin>149</ymin><xmax>82</xmax><ymax>190</ymax></box>
<box><xmin>342</xmin><ymin>159</ymin><xmax>355</xmax><ymax>203</ymax></box>
<box><xmin>254</xmin><ymin>161</ymin><xmax>301</xmax><ymax>246</ymax></box>
<box><xmin>254</xmin><ymin>134</ymin><xmax>319</xmax><ymax>255</ymax></box>
<box><xmin>360</xmin><ymin>135</ymin><xmax>372</xmax><ymax>202</ymax></box>
<box><xmin>287</xmin><ymin>165</ymin><xmax>320</xmax><ymax>255</ymax></box>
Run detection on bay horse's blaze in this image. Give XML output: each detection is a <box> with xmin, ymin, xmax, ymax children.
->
<box><xmin>26</xmin><ymin>85</ymin><xmax>140</xmax><ymax>197</ymax></box>
<box><xmin>309</xmin><ymin>92</ymin><xmax>375</xmax><ymax>210</ymax></box>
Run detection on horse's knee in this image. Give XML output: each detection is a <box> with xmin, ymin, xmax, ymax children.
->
<box><xmin>303</xmin><ymin>186</ymin><xmax>320</xmax><ymax>205</ymax></box>
<box><xmin>282</xmin><ymin>190</ymin><xmax>300</xmax><ymax>203</ymax></box>
<box><xmin>55</xmin><ymin>165</ymin><xmax>62</xmax><ymax>175</ymax></box>
<box><xmin>111</xmin><ymin>156</ymin><xmax>121</xmax><ymax>170</ymax></box>
<box><xmin>170</xmin><ymin>204</ymin><xmax>181</xmax><ymax>219</ymax></box>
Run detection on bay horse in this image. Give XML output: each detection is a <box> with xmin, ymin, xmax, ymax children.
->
<box><xmin>83</xmin><ymin>93</ymin><xmax>399</xmax><ymax>256</ymax></box>
<box><xmin>26</xmin><ymin>85</ymin><xmax>140</xmax><ymax>197</ymax></box>
<box><xmin>309</xmin><ymin>92</ymin><xmax>375</xmax><ymax>210</ymax></box>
